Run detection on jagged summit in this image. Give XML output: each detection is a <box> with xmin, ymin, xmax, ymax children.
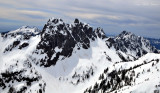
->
<box><xmin>94</xmin><ymin>27</ymin><xmax>106</xmax><ymax>39</ymax></box>
<box><xmin>74</xmin><ymin>18</ymin><xmax>79</xmax><ymax>23</ymax></box>
<box><xmin>116</xmin><ymin>30</ymin><xmax>137</xmax><ymax>40</ymax></box>
<box><xmin>47</xmin><ymin>18</ymin><xmax>64</xmax><ymax>26</ymax></box>
<box><xmin>36</xmin><ymin>18</ymin><xmax>107</xmax><ymax>67</ymax></box>
<box><xmin>119</xmin><ymin>30</ymin><xmax>132</xmax><ymax>35</ymax></box>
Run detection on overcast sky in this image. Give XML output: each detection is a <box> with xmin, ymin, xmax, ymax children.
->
<box><xmin>0</xmin><ymin>0</ymin><xmax>160</xmax><ymax>38</ymax></box>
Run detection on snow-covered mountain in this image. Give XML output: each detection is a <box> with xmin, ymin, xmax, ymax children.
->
<box><xmin>0</xmin><ymin>18</ymin><xmax>159</xmax><ymax>93</ymax></box>
<box><xmin>110</xmin><ymin>31</ymin><xmax>158</xmax><ymax>58</ymax></box>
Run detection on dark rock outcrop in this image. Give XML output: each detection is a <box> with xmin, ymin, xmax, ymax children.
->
<box><xmin>36</xmin><ymin>18</ymin><xmax>106</xmax><ymax>67</ymax></box>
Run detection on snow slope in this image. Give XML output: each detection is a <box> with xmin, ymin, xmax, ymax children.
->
<box><xmin>112</xmin><ymin>53</ymin><xmax>160</xmax><ymax>93</ymax></box>
<box><xmin>32</xmin><ymin>37</ymin><xmax>121</xmax><ymax>93</ymax></box>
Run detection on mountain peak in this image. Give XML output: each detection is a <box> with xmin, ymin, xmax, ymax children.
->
<box><xmin>121</xmin><ymin>30</ymin><xmax>131</xmax><ymax>34</ymax></box>
<box><xmin>74</xmin><ymin>18</ymin><xmax>79</xmax><ymax>24</ymax></box>
<box><xmin>4</xmin><ymin>26</ymin><xmax>40</xmax><ymax>36</ymax></box>
<box><xmin>19</xmin><ymin>25</ymin><xmax>30</xmax><ymax>29</ymax></box>
<box><xmin>47</xmin><ymin>17</ymin><xmax>63</xmax><ymax>25</ymax></box>
<box><xmin>118</xmin><ymin>30</ymin><xmax>133</xmax><ymax>38</ymax></box>
<box><xmin>113</xmin><ymin>31</ymin><xmax>158</xmax><ymax>57</ymax></box>
<box><xmin>94</xmin><ymin>27</ymin><xmax>106</xmax><ymax>39</ymax></box>
<box><xmin>37</xmin><ymin>18</ymin><xmax>109</xmax><ymax>67</ymax></box>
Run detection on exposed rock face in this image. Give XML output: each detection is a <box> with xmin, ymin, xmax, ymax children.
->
<box><xmin>36</xmin><ymin>18</ymin><xmax>106</xmax><ymax>67</ymax></box>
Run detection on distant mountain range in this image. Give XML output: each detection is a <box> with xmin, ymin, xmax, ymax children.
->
<box><xmin>107</xmin><ymin>35</ymin><xmax>160</xmax><ymax>50</ymax></box>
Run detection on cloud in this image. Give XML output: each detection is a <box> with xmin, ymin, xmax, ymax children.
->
<box><xmin>0</xmin><ymin>0</ymin><xmax>160</xmax><ymax>38</ymax></box>
<box><xmin>64</xmin><ymin>12</ymin><xmax>121</xmax><ymax>20</ymax></box>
